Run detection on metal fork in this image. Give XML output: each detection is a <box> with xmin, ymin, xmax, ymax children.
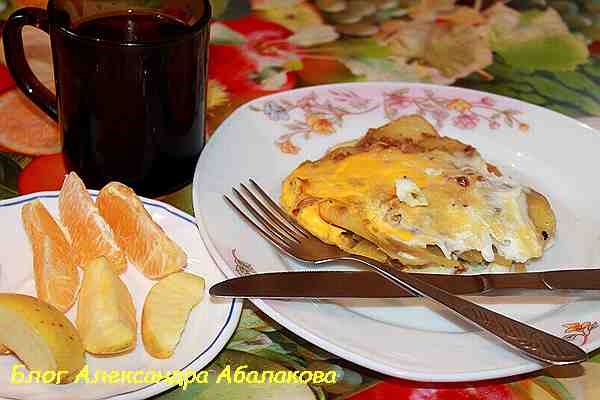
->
<box><xmin>225</xmin><ymin>179</ymin><xmax>587</xmax><ymax>366</ymax></box>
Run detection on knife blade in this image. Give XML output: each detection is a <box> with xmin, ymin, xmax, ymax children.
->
<box><xmin>209</xmin><ymin>269</ymin><xmax>600</xmax><ymax>299</ymax></box>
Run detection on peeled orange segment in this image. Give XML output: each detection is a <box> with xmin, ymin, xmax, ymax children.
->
<box><xmin>76</xmin><ymin>257</ymin><xmax>136</xmax><ymax>355</ymax></box>
<box><xmin>21</xmin><ymin>199</ymin><xmax>79</xmax><ymax>312</ymax></box>
<box><xmin>97</xmin><ymin>182</ymin><xmax>187</xmax><ymax>279</ymax></box>
<box><xmin>142</xmin><ymin>272</ymin><xmax>204</xmax><ymax>358</ymax></box>
<box><xmin>0</xmin><ymin>294</ymin><xmax>85</xmax><ymax>384</ymax></box>
<box><xmin>59</xmin><ymin>172</ymin><xmax>127</xmax><ymax>274</ymax></box>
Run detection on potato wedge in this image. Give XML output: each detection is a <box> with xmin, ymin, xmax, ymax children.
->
<box><xmin>527</xmin><ymin>190</ymin><xmax>556</xmax><ymax>242</ymax></box>
<box><xmin>319</xmin><ymin>199</ymin><xmax>459</xmax><ymax>267</ymax></box>
<box><xmin>458</xmin><ymin>250</ymin><xmax>484</xmax><ymax>264</ymax></box>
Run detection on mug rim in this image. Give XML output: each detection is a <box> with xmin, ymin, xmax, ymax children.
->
<box><xmin>47</xmin><ymin>0</ymin><xmax>212</xmax><ymax>47</ymax></box>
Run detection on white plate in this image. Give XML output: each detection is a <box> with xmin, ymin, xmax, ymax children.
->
<box><xmin>192</xmin><ymin>82</ymin><xmax>600</xmax><ymax>382</ymax></box>
<box><xmin>0</xmin><ymin>192</ymin><xmax>242</xmax><ymax>400</ymax></box>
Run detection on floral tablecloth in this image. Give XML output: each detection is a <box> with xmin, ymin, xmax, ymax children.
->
<box><xmin>1</xmin><ymin>0</ymin><xmax>600</xmax><ymax>398</ymax></box>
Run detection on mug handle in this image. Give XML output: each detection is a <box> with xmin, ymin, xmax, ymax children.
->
<box><xmin>2</xmin><ymin>7</ymin><xmax>57</xmax><ymax>121</ymax></box>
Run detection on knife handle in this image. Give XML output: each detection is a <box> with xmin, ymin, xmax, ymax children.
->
<box><xmin>345</xmin><ymin>255</ymin><xmax>587</xmax><ymax>365</ymax></box>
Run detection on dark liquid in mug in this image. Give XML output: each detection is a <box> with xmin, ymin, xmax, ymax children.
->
<box><xmin>51</xmin><ymin>11</ymin><xmax>208</xmax><ymax>196</ymax></box>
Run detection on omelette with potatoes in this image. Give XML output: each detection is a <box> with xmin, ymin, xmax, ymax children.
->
<box><xmin>280</xmin><ymin>115</ymin><xmax>555</xmax><ymax>272</ymax></box>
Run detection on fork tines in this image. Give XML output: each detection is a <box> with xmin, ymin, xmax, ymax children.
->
<box><xmin>224</xmin><ymin>179</ymin><xmax>309</xmax><ymax>254</ymax></box>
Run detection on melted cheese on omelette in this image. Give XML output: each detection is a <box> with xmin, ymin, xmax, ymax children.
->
<box><xmin>281</xmin><ymin>115</ymin><xmax>553</xmax><ymax>269</ymax></box>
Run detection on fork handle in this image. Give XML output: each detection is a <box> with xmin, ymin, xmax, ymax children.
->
<box><xmin>347</xmin><ymin>255</ymin><xmax>587</xmax><ymax>365</ymax></box>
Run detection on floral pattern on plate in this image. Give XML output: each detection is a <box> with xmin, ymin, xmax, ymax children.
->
<box><xmin>562</xmin><ymin>321</ymin><xmax>599</xmax><ymax>346</ymax></box>
<box><xmin>250</xmin><ymin>90</ymin><xmax>378</xmax><ymax>154</ymax></box>
<box><xmin>232</xmin><ymin>248</ymin><xmax>257</xmax><ymax>276</ymax></box>
<box><xmin>383</xmin><ymin>89</ymin><xmax>530</xmax><ymax>131</ymax></box>
<box><xmin>251</xmin><ymin>87</ymin><xmax>530</xmax><ymax>154</ymax></box>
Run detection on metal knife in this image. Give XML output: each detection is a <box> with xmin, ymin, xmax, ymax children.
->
<box><xmin>209</xmin><ymin>269</ymin><xmax>600</xmax><ymax>299</ymax></box>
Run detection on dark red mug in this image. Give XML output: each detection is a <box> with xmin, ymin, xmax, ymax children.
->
<box><xmin>2</xmin><ymin>0</ymin><xmax>211</xmax><ymax>196</ymax></box>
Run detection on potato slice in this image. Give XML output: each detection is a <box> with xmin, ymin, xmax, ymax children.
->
<box><xmin>281</xmin><ymin>115</ymin><xmax>555</xmax><ymax>269</ymax></box>
<box><xmin>76</xmin><ymin>257</ymin><xmax>136</xmax><ymax>355</ymax></box>
<box><xmin>360</xmin><ymin>114</ymin><xmax>439</xmax><ymax>145</ymax></box>
<box><xmin>319</xmin><ymin>199</ymin><xmax>459</xmax><ymax>267</ymax></box>
<box><xmin>458</xmin><ymin>250</ymin><xmax>484</xmax><ymax>264</ymax></box>
<box><xmin>142</xmin><ymin>272</ymin><xmax>204</xmax><ymax>359</ymax></box>
<box><xmin>527</xmin><ymin>190</ymin><xmax>556</xmax><ymax>242</ymax></box>
<box><xmin>0</xmin><ymin>294</ymin><xmax>85</xmax><ymax>383</ymax></box>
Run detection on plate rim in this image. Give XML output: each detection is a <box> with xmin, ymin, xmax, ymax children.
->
<box><xmin>0</xmin><ymin>191</ymin><xmax>243</xmax><ymax>400</ymax></box>
<box><xmin>192</xmin><ymin>81</ymin><xmax>599</xmax><ymax>382</ymax></box>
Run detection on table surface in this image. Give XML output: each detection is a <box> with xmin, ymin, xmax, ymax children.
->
<box><xmin>1</xmin><ymin>0</ymin><xmax>600</xmax><ymax>398</ymax></box>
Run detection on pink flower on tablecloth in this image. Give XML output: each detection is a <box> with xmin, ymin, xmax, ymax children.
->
<box><xmin>452</xmin><ymin>112</ymin><xmax>479</xmax><ymax>129</ymax></box>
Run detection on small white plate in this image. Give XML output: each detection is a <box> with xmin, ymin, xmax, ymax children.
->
<box><xmin>193</xmin><ymin>82</ymin><xmax>600</xmax><ymax>382</ymax></box>
<box><xmin>0</xmin><ymin>192</ymin><xmax>242</xmax><ymax>400</ymax></box>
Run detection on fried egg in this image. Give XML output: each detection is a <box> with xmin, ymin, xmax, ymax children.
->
<box><xmin>281</xmin><ymin>115</ymin><xmax>555</xmax><ymax>271</ymax></box>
